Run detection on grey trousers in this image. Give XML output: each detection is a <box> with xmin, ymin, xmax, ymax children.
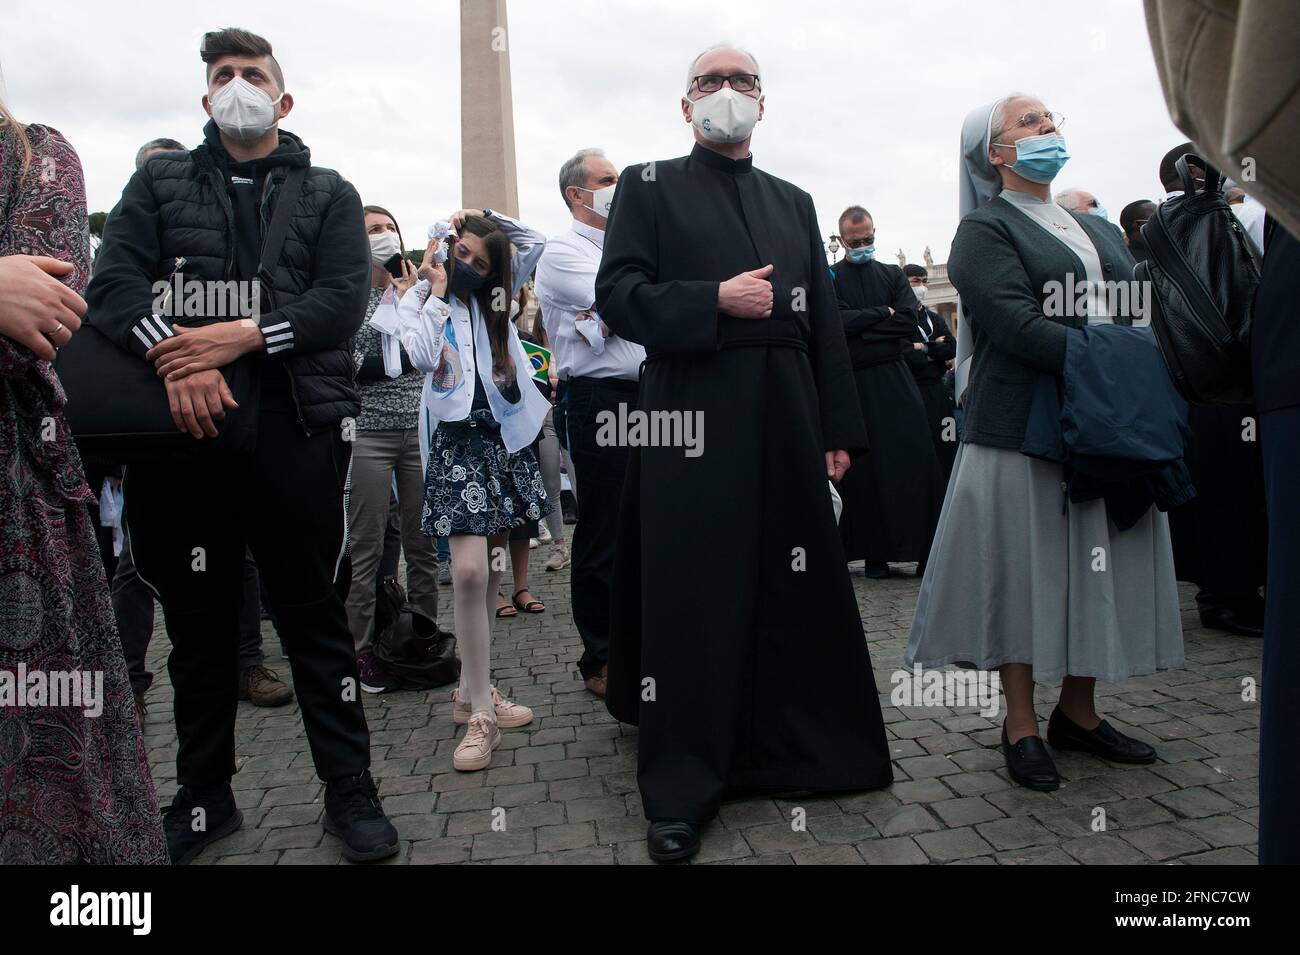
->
<box><xmin>345</xmin><ymin>427</ymin><xmax>439</xmax><ymax>652</ymax></box>
<box><xmin>537</xmin><ymin>410</ymin><xmax>565</xmax><ymax>541</ymax></box>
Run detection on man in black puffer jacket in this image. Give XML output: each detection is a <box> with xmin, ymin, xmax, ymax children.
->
<box><xmin>86</xmin><ymin>27</ymin><xmax>398</xmax><ymax>864</ymax></box>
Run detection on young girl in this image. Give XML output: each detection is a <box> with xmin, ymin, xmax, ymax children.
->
<box><xmin>370</xmin><ymin>208</ymin><xmax>552</xmax><ymax>771</ymax></box>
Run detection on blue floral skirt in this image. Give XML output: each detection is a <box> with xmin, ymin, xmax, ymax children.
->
<box><xmin>422</xmin><ymin>408</ymin><xmax>552</xmax><ymax>538</ymax></box>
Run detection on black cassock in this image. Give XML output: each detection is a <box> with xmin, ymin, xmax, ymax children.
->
<box><xmin>1168</xmin><ymin>403</ymin><xmax>1268</xmax><ymax>611</ymax></box>
<box><xmin>595</xmin><ymin>143</ymin><xmax>893</xmax><ymax>823</ymax></box>
<box><xmin>903</xmin><ymin>304</ymin><xmax>959</xmax><ymax>484</ymax></box>
<box><xmin>830</xmin><ymin>258</ymin><xmax>943</xmax><ymax>563</ymax></box>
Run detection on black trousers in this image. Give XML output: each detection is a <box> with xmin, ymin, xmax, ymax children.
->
<box><xmin>554</xmin><ymin>378</ymin><xmax>571</xmax><ymax>453</ymax></box>
<box><xmin>566</xmin><ymin>375</ymin><xmax>638</xmax><ymax>679</ymax></box>
<box><xmin>1259</xmin><ymin>403</ymin><xmax>1300</xmax><ymax>863</ymax></box>
<box><xmin>115</xmin><ymin>534</ymin><xmax>267</xmax><ymax>695</ymax></box>
<box><xmin>123</xmin><ymin>411</ymin><xmax>369</xmax><ymax>787</ymax></box>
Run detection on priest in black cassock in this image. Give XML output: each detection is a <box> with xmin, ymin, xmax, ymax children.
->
<box><xmin>594</xmin><ymin>44</ymin><xmax>893</xmax><ymax>863</ymax></box>
<box><xmin>901</xmin><ymin>263</ymin><xmax>958</xmax><ymax>484</ymax></box>
<box><xmin>830</xmin><ymin>209</ymin><xmax>943</xmax><ymax>577</ymax></box>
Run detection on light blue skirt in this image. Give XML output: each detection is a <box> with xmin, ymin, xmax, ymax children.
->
<box><xmin>905</xmin><ymin>442</ymin><xmax>1184</xmax><ymax>683</ymax></box>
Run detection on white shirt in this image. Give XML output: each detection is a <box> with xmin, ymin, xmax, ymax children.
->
<box><xmin>1232</xmin><ymin>194</ymin><xmax>1267</xmax><ymax>254</ymax></box>
<box><xmin>534</xmin><ymin>219</ymin><xmax>644</xmax><ymax>381</ymax></box>
<box><xmin>1001</xmin><ymin>188</ymin><xmax>1121</xmax><ymax>324</ymax></box>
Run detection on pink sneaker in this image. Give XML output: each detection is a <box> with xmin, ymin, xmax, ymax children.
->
<box><xmin>453</xmin><ymin>712</ymin><xmax>501</xmax><ymax>771</ymax></box>
<box><xmin>452</xmin><ymin>686</ymin><xmax>533</xmax><ymax>728</ymax></box>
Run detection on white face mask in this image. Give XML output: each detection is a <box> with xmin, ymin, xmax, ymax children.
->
<box><xmin>581</xmin><ymin>184</ymin><xmax>615</xmax><ymax>219</ymax></box>
<box><xmin>369</xmin><ymin>231</ymin><xmax>402</xmax><ymax>267</ymax></box>
<box><xmin>688</xmin><ymin>88</ymin><xmax>760</xmax><ymax>144</ymax></box>
<box><xmin>913</xmin><ymin>285</ymin><xmax>928</xmax><ymax>303</ymax></box>
<box><xmin>209</xmin><ymin>76</ymin><xmax>283</xmax><ymax>142</ymax></box>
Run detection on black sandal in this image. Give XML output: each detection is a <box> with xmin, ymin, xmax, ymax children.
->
<box><xmin>512</xmin><ymin>588</ymin><xmax>545</xmax><ymax>613</ymax></box>
<box><xmin>495</xmin><ymin>592</ymin><xmax>517</xmax><ymax>618</ymax></box>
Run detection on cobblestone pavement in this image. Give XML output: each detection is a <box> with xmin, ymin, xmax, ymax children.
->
<box><xmin>141</xmin><ymin>547</ymin><xmax>1262</xmax><ymax>865</ymax></box>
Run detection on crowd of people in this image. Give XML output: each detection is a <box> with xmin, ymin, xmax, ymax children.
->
<box><xmin>1</xmin><ymin>8</ymin><xmax>1296</xmax><ymax>867</ymax></box>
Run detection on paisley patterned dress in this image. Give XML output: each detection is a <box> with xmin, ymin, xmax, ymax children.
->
<box><xmin>0</xmin><ymin>123</ymin><xmax>167</xmax><ymax>863</ymax></box>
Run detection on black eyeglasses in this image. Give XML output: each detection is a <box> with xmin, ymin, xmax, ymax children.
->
<box><xmin>691</xmin><ymin>73</ymin><xmax>760</xmax><ymax>94</ymax></box>
<box><xmin>841</xmin><ymin>236</ymin><xmax>875</xmax><ymax>249</ymax></box>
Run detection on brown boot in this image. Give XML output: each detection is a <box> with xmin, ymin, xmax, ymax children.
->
<box><xmin>239</xmin><ymin>665</ymin><xmax>295</xmax><ymax>707</ymax></box>
<box><xmin>584</xmin><ymin>664</ymin><xmax>608</xmax><ymax>698</ymax></box>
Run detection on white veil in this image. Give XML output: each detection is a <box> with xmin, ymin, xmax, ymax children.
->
<box><xmin>953</xmin><ymin>97</ymin><xmax>1007</xmax><ymax>402</ymax></box>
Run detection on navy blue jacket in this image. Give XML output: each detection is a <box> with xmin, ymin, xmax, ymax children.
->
<box><xmin>1022</xmin><ymin>324</ymin><xmax>1196</xmax><ymax>529</ymax></box>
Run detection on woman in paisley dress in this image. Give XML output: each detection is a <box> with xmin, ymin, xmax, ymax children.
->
<box><xmin>369</xmin><ymin>208</ymin><xmax>552</xmax><ymax>773</ymax></box>
<box><xmin>0</xmin><ymin>100</ymin><xmax>168</xmax><ymax>863</ymax></box>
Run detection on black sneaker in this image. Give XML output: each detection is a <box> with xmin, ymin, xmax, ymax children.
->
<box><xmin>162</xmin><ymin>783</ymin><xmax>243</xmax><ymax>865</ymax></box>
<box><xmin>357</xmin><ymin>652</ymin><xmax>398</xmax><ymax>694</ymax></box>
<box><xmin>323</xmin><ymin>771</ymin><xmax>400</xmax><ymax>862</ymax></box>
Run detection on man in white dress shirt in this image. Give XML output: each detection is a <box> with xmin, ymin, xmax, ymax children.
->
<box><xmin>534</xmin><ymin>148</ymin><xmax>644</xmax><ymax>698</ymax></box>
<box><xmin>1225</xmin><ymin>181</ymin><xmax>1267</xmax><ymax>255</ymax></box>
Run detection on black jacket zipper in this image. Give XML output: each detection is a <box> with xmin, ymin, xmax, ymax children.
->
<box><xmin>256</xmin><ymin>168</ymin><xmax>311</xmax><ymax>437</ymax></box>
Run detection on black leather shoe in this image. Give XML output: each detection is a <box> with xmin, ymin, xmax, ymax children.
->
<box><xmin>1001</xmin><ymin>726</ymin><xmax>1060</xmax><ymax>791</ymax></box>
<box><xmin>647</xmin><ymin>820</ymin><xmax>700</xmax><ymax>863</ymax></box>
<box><xmin>1199</xmin><ymin>606</ymin><xmax>1264</xmax><ymax>638</ymax></box>
<box><xmin>1047</xmin><ymin>707</ymin><xmax>1157</xmax><ymax>764</ymax></box>
<box><xmin>324</xmin><ymin>770</ymin><xmax>400</xmax><ymax>862</ymax></box>
<box><xmin>863</xmin><ymin>561</ymin><xmax>892</xmax><ymax>579</ymax></box>
<box><xmin>163</xmin><ymin>783</ymin><xmax>243</xmax><ymax>865</ymax></box>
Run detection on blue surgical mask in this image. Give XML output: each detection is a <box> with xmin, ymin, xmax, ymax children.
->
<box><xmin>1088</xmin><ymin>204</ymin><xmax>1109</xmax><ymax>220</ymax></box>
<box><xmin>846</xmin><ymin>245</ymin><xmax>875</xmax><ymax>264</ymax></box>
<box><xmin>995</xmin><ymin>132</ymin><xmax>1070</xmax><ymax>184</ymax></box>
<box><xmin>452</xmin><ymin>258</ymin><xmax>489</xmax><ymax>294</ymax></box>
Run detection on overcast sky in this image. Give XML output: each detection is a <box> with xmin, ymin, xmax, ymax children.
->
<box><xmin>1</xmin><ymin>0</ymin><xmax>1185</xmax><ymax>264</ymax></box>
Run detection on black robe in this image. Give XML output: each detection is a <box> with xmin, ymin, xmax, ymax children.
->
<box><xmin>594</xmin><ymin>143</ymin><xmax>893</xmax><ymax>822</ymax></box>
<box><xmin>903</xmin><ymin>304</ymin><xmax>959</xmax><ymax>484</ymax></box>
<box><xmin>831</xmin><ymin>258</ymin><xmax>943</xmax><ymax>563</ymax></box>
<box><xmin>1168</xmin><ymin>402</ymin><xmax>1267</xmax><ymax>612</ymax></box>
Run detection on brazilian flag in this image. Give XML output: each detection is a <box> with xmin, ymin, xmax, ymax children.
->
<box><xmin>522</xmin><ymin>340</ymin><xmax>551</xmax><ymax>383</ymax></box>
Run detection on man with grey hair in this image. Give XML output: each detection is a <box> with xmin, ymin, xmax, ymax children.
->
<box><xmin>595</xmin><ymin>43</ymin><xmax>892</xmax><ymax>863</ymax></box>
<box><xmin>535</xmin><ymin>147</ymin><xmax>640</xmax><ymax>700</ymax></box>
<box><xmin>1054</xmin><ymin>186</ymin><xmax>1100</xmax><ymax>215</ymax></box>
<box><xmin>1056</xmin><ymin>188</ymin><xmax>1125</xmax><ymax>243</ymax></box>
<box><xmin>134</xmin><ymin>137</ymin><xmax>186</xmax><ymax>170</ymax></box>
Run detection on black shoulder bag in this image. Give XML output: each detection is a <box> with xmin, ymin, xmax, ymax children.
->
<box><xmin>58</xmin><ymin>166</ymin><xmax>307</xmax><ymax>462</ymax></box>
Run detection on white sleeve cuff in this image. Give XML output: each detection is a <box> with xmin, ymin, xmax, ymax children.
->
<box><xmin>261</xmin><ymin>320</ymin><xmax>295</xmax><ymax>355</ymax></box>
<box><xmin>130</xmin><ymin>313</ymin><xmax>176</xmax><ymax>353</ymax></box>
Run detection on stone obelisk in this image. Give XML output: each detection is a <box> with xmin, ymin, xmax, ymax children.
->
<box><xmin>460</xmin><ymin>0</ymin><xmax>519</xmax><ymax>216</ymax></box>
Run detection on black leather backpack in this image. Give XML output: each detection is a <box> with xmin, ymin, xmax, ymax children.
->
<box><xmin>1137</xmin><ymin>154</ymin><xmax>1261</xmax><ymax>404</ymax></box>
<box><xmin>372</xmin><ymin>576</ymin><xmax>460</xmax><ymax>691</ymax></box>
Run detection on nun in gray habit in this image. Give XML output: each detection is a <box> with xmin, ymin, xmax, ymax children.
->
<box><xmin>904</xmin><ymin>94</ymin><xmax>1183</xmax><ymax>791</ymax></box>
